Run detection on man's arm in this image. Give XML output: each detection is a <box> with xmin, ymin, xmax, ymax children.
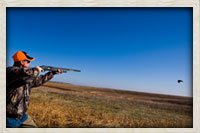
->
<box><xmin>31</xmin><ymin>72</ymin><xmax>54</xmax><ymax>87</ymax></box>
<box><xmin>6</xmin><ymin>66</ymin><xmax>41</xmax><ymax>86</ymax></box>
<box><xmin>31</xmin><ymin>69</ymin><xmax>63</xmax><ymax>87</ymax></box>
<box><xmin>7</xmin><ymin>66</ymin><xmax>40</xmax><ymax>78</ymax></box>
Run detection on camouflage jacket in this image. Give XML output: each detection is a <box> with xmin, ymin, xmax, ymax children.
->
<box><xmin>6</xmin><ymin>66</ymin><xmax>54</xmax><ymax>119</ymax></box>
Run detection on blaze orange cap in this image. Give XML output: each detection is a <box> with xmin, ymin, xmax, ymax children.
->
<box><xmin>12</xmin><ymin>51</ymin><xmax>35</xmax><ymax>62</ymax></box>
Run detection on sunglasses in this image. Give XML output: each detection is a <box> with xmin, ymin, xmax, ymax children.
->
<box><xmin>25</xmin><ymin>60</ymin><xmax>30</xmax><ymax>63</ymax></box>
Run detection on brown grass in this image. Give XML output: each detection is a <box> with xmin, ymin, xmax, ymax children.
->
<box><xmin>27</xmin><ymin>81</ymin><xmax>193</xmax><ymax>128</ymax></box>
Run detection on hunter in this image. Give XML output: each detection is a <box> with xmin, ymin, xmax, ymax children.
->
<box><xmin>6</xmin><ymin>51</ymin><xmax>62</xmax><ymax>128</ymax></box>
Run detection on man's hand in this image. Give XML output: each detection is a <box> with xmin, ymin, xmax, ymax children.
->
<box><xmin>55</xmin><ymin>69</ymin><xmax>63</xmax><ymax>74</ymax></box>
<box><xmin>51</xmin><ymin>69</ymin><xmax>63</xmax><ymax>75</ymax></box>
<box><xmin>35</xmin><ymin>66</ymin><xmax>44</xmax><ymax>73</ymax></box>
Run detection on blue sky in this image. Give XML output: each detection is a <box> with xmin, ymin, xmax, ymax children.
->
<box><xmin>6</xmin><ymin>8</ymin><xmax>192</xmax><ymax>97</ymax></box>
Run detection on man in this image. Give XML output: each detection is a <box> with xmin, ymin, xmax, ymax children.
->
<box><xmin>6</xmin><ymin>51</ymin><xmax>62</xmax><ymax>128</ymax></box>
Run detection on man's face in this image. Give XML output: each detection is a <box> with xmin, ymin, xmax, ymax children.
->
<box><xmin>21</xmin><ymin>60</ymin><xmax>31</xmax><ymax>67</ymax></box>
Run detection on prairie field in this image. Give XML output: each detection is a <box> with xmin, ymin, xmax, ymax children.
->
<box><xmin>27</xmin><ymin>81</ymin><xmax>193</xmax><ymax>128</ymax></box>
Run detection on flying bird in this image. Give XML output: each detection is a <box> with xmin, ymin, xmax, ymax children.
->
<box><xmin>177</xmin><ymin>80</ymin><xmax>183</xmax><ymax>83</ymax></box>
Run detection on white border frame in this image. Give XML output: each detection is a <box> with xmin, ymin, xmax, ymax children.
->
<box><xmin>0</xmin><ymin>0</ymin><xmax>199</xmax><ymax>133</ymax></box>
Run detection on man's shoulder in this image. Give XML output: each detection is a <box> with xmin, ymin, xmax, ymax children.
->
<box><xmin>6</xmin><ymin>66</ymin><xmax>24</xmax><ymax>73</ymax></box>
<box><xmin>7</xmin><ymin>66</ymin><xmax>35</xmax><ymax>75</ymax></box>
<box><xmin>7</xmin><ymin>66</ymin><xmax>19</xmax><ymax>70</ymax></box>
<box><xmin>7</xmin><ymin>66</ymin><xmax>18</xmax><ymax>68</ymax></box>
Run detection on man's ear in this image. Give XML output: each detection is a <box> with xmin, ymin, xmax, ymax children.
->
<box><xmin>20</xmin><ymin>60</ymin><xmax>24</xmax><ymax>65</ymax></box>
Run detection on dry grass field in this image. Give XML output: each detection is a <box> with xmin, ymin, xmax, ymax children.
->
<box><xmin>27</xmin><ymin>81</ymin><xmax>193</xmax><ymax>128</ymax></box>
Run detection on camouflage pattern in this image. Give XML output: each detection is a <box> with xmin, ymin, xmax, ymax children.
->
<box><xmin>6</xmin><ymin>66</ymin><xmax>54</xmax><ymax>119</ymax></box>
